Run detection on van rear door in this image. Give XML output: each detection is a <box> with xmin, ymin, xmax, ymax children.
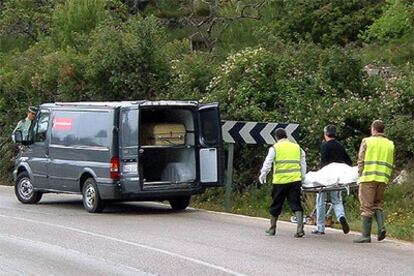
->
<box><xmin>198</xmin><ymin>103</ymin><xmax>224</xmax><ymax>187</ymax></box>
<box><xmin>120</xmin><ymin>106</ymin><xmax>140</xmax><ymax>193</ymax></box>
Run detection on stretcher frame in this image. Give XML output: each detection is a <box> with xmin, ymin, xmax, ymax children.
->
<box><xmin>294</xmin><ymin>182</ymin><xmax>358</xmax><ymax>225</ymax></box>
<box><xmin>301</xmin><ymin>181</ymin><xmax>358</xmax><ymax>196</ymax></box>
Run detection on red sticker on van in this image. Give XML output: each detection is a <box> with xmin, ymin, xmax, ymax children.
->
<box><xmin>53</xmin><ymin>118</ymin><xmax>73</xmax><ymax>130</ymax></box>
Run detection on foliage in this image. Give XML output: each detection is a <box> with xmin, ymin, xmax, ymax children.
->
<box><xmin>362</xmin><ymin>0</ymin><xmax>414</xmax><ymax>42</ymax></box>
<box><xmin>264</xmin><ymin>0</ymin><xmax>385</xmax><ymax>46</ymax></box>
<box><xmin>355</xmin><ymin>36</ymin><xmax>414</xmax><ymax>65</ymax></box>
<box><xmin>166</xmin><ymin>51</ymin><xmax>217</xmax><ymax>100</ymax></box>
<box><xmin>51</xmin><ymin>0</ymin><xmax>109</xmax><ymax>49</ymax></box>
<box><xmin>0</xmin><ymin>0</ymin><xmax>56</xmax><ymax>43</ymax></box>
<box><xmin>85</xmin><ymin>15</ymin><xmax>171</xmax><ymax>100</ymax></box>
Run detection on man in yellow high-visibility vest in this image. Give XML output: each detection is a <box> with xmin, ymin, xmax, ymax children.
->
<box><xmin>354</xmin><ymin>120</ymin><xmax>394</xmax><ymax>243</ymax></box>
<box><xmin>259</xmin><ymin>128</ymin><xmax>307</xmax><ymax>238</ymax></box>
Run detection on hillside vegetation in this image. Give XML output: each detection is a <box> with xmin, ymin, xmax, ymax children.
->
<box><xmin>1</xmin><ymin>0</ymin><xmax>413</xmax><ymax>239</ymax></box>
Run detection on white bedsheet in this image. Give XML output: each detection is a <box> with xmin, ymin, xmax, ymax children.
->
<box><xmin>303</xmin><ymin>163</ymin><xmax>358</xmax><ymax>187</ymax></box>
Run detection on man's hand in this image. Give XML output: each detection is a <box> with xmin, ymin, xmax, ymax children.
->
<box><xmin>259</xmin><ymin>172</ymin><xmax>267</xmax><ymax>184</ymax></box>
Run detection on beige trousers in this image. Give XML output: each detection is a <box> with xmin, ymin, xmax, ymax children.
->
<box><xmin>358</xmin><ymin>182</ymin><xmax>386</xmax><ymax>217</ymax></box>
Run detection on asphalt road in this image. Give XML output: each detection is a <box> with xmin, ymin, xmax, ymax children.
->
<box><xmin>0</xmin><ymin>186</ymin><xmax>413</xmax><ymax>276</ymax></box>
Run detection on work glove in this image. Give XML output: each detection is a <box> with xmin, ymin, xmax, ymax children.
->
<box><xmin>259</xmin><ymin>172</ymin><xmax>267</xmax><ymax>184</ymax></box>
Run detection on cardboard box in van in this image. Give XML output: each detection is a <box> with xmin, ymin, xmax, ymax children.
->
<box><xmin>141</xmin><ymin>123</ymin><xmax>186</xmax><ymax>145</ymax></box>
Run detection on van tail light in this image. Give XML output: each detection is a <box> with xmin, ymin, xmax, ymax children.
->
<box><xmin>110</xmin><ymin>156</ymin><xmax>120</xmax><ymax>180</ymax></box>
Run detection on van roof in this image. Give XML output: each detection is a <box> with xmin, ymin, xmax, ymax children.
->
<box><xmin>40</xmin><ymin>100</ymin><xmax>199</xmax><ymax>109</ymax></box>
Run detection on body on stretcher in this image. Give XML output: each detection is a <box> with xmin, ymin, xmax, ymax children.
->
<box><xmin>302</xmin><ymin>162</ymin><xmax>359</xmax><ymax>195</ymax></box>
<box><xmin>302</xmin><ymin>182</ymin><xmax>358</xmax><ymax>194</ymax></box>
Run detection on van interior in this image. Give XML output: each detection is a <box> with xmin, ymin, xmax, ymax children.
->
<box><xmin>140</xmin><ymin>108</ymin><xmax>196</xmax><ymax>186</ymax></box>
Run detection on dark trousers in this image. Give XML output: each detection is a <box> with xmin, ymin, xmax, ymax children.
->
<box><xmin>269</xmin><ymin>181</ymin><xmax>303</xmax><ymax>217</ymax></box>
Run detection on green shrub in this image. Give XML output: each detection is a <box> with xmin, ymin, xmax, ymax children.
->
<box><xmin>52</xmin><ymin>0</ymin><xmax>108</xmax><ymax>48</ymax></box>
<box><xmin>85</xmin><ymin>15</ymin><xmax>171</xmax><ymax>100</ymax></box>
<box><xmin>362</xmin><ymin>0</ymin><xmax>414</xmax><ymax>42</ymax></box>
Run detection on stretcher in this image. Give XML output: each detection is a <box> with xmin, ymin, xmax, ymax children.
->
<box><xmin>301</xmin><ymin>181</ymin><xmax>358</xmax><ymax>195</ymax></box>
<box><xmin>301</xmin><ymin>163</ymin><xmax>359</xmax><ymax>195</ymax></box>
<box><xmin>291</xmin><ymin>182</ymin><xmax>359</xmax><ymax>225</ymax></box>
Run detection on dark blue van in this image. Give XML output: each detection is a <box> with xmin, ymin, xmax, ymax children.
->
<box><xmin>13</xmin><ymin>101</ymin><xmax>224</xmax><ymax>212</ymax></box>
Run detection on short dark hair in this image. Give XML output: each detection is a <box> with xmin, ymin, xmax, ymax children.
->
<box><xmin>28</xmin><ymin>106</ymin><xmax>38</xmax><ymax>113</ymax></box>
<box><xmin>273</xmin><ymin>128</ymin><xmax>287</xmax><ymax>140</ymax></box>
<box><xmin>324</xmin><ymin>124</ymin><xmax>336</xmax><ymax>138</ymax></box>
<box><xmin>371</xmin><ymin>120</ymin><xmax>385</xmax><ymax>133</ymax></box>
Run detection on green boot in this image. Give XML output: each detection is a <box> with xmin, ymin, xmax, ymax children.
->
<box><xmin>265</xmin><ymin>215</ymin><xmax>277</xmax><ymax>236</ymax></box>
<box><xmin>353</xmin><ymin>216</ymin><xmax>372</xmax><ymax>243</ymax></box>
<box><xmin>375</xmin><ymin>209</ymin><xmax>386</xmax><ymax>241</ymax></box>
<box><xmin>294</xmin><ymin>211</ymin><xmax>305</xmax><ymax>238</ymax></box>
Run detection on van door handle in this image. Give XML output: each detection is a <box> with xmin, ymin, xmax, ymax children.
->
<box><xmin>139</xmin><ymin>149</ymin><xmax>144</xmax><ymax>154</ymax></box>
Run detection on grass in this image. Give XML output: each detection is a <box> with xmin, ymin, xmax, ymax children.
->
<box><xmin>191</xmin><ymin>172</ymin><xmax>414</xmax><ymax>242</ymax></box>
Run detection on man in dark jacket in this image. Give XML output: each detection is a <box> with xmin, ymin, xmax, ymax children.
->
<box><xmin>312</xmin><ymin>125</ymin><xmax>351</xmax><ymax>235</ymax></box>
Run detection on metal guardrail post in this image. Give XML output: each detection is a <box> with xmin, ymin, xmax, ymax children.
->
<box><xmin>225</xmin><ymin>143</ymin><xmax>234</xmax><ymax>213</ymax></box>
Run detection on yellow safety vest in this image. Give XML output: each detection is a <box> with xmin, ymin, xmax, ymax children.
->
<box><xmin>359</xmin><ymin>136</ymin><xmax>394</xmax><ymax>184</ymax></box>
<box><xmin>272</xmin><ymin>140</ymin><xmax>302</xmax><ymax>184</ymax></box>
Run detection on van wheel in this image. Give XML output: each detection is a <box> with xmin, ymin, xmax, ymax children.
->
<box><xmin>169</xmin><ymin>196</ymin><xmax>190</xmax><ymax>210</ymax></box>
<box><xmin>15</xmin><ymin>172</ymin><xmax>42</xmax><ymax>204</ymax></box>
<box><xmin>82</xmin><ymin>178</ymin><xmax>105</xmax><ymax>213</ymax></box>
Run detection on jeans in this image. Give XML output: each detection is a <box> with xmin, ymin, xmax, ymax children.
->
<box><xmin>316</xmin><ymin>191</ymin><xmax>345</xmax><ymax>232</ymax></box>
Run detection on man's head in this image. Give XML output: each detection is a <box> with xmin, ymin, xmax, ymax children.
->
<box><xmin>371</xmin><ymin>119</ymin><xmax>385</xmax><ymax>135</ymax></box>
<box><xmin>272</xmin><ymin>128</ymin><xmax>287</xmax><ymax>141</ymax></box>
<box><xmin>323</xmin><ymin>124</ymin><xmax>336</xmax><ymax>141</ymax></box>
<box><xmin>27</xmin><ymin>106</ymin><xmax>38</xmax><ymax>121</ymax></box>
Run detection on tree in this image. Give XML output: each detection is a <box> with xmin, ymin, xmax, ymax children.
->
<box><xmin>0</xmin><ymin>0</ymin><xmax>55</xmax><ymax>43</ymax></box>
<box><xmin>266</xmin><ymin>0</ymin><xmax>385</xmax><ymax>46</ymax></box>
<box><xmin>85</xmin><ymin>15</ymin><xmax>171</xmax><ymax>100</ymax></box>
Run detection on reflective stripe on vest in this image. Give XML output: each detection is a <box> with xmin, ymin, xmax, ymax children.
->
<box><xmin>272</xmin><ymin>140</ymin><xmax>301</xmax><ymax>184</ymax></box>
<box><xmin>359</xmin><ymin>136</ymin><xmax>394</xmax><ymax>184</ymax></box>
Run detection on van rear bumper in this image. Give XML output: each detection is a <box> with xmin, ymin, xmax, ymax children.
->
<box><xmin>98</xmin><ymin>183</ymin><xmax>205</xmax><ymax>201</ymax></box>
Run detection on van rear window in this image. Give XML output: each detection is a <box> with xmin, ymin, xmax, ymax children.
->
<box><xmin>51</xmin><ymin>111</ymin><xmax>112</xmax><ymax>147</ymax></box>
<box><xmin>121</xmin><ymin>109</ymin><xmax>138</xmax><ymax>148</ymax></box>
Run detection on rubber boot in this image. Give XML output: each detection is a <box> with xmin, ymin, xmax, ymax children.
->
<box><xmin>265</xmin><ymin>215</ymin><xmax>277</xmax><ymax>236</ymax></box>
<box><xmin>294</xmin><ymin>211</ymin><xmax>305</xmax><ymax>238</ymax></box>
<box><xmin>353</xmin><ymin>216</ymin><xmax>372</xmax><ymax>243</ymax></box>
<box><xmin>375</xmin><ymin>209</ymin><xmax>386</xmax><ymax>241</ymax></box>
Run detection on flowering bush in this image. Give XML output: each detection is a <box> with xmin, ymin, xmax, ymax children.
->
<box><xmin>203</xmin><ymin>45</ymin><xmax>413</xmax><ymax>189</ymax></box>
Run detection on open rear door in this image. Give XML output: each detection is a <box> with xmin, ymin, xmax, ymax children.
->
<box><xmin>119</xmin><ymin>106</ymin><xmax>140</xmax><ymax>193</ymax></box>
<box><xmin>198</xmin><ymin>103</ymin><xmax>225</xmax><ymax>187</ymax></box>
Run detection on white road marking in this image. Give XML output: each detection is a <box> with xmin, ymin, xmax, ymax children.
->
<box><xmin>0</xmin><ymin>214</ymin><xmax>247</xmax><ymax>276</ymax></box>
<box><xmin>0</xmin><ymin>233</ymin><xmax>151</xmax><ymax>275</ymax></box>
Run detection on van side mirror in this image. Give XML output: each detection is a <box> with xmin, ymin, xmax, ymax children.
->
<box><xmin>14</xmin><ymin>131</ymin><xmax>23</xmax><ymax>144</ymax></box>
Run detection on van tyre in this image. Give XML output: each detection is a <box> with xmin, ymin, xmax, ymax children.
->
<box><xmin>82</xmin><ymin>178</ymin><xmax>105</xmax><ymax>213</ymax></box>
<box><xmin>169</xmin><ymin>196</ymin><xmax>190</xmax><ymax>210</ymax></box>
<box><xmin>15</xmin><ymin>172</ymin><xmax>42</xmax><ymax>204</ymax></box>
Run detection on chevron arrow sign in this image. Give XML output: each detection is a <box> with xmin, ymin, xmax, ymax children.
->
<box><xmin>221</xmin><ymin>121</ymin><xmax>300</xmax><ymax>145</ymax></box>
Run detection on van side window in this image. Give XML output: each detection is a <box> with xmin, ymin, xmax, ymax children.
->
<box><xmin>51</xmin><ymin>111</ymin><xmax>112</xmax><ymax>147</ymax></box>
<box><xmin>121</xmin><ymin>109</ymin><xmax>138</xmax><ymax>148</ymax></box>
<box><xmin>34</xmin><ymin>112</ymin><xmax>50</xmax><ymax>143</ymax></box>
